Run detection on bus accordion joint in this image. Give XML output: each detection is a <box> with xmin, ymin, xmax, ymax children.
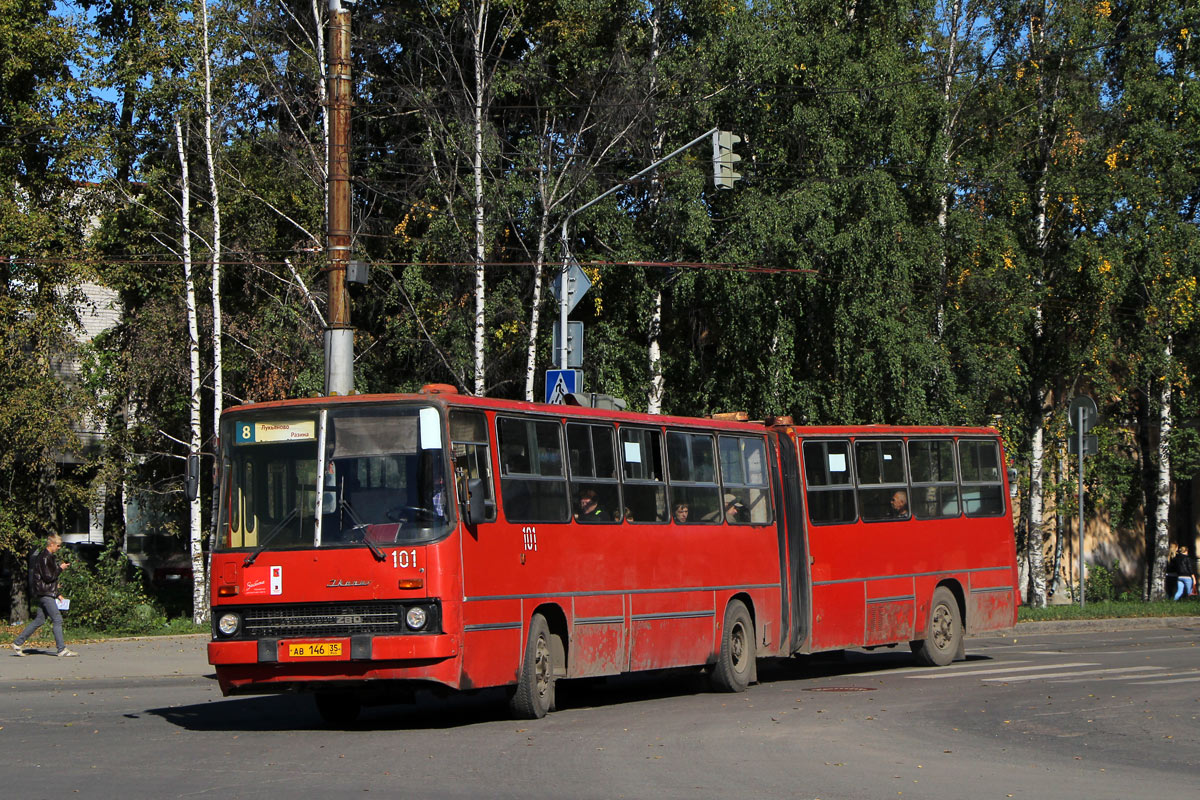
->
<box><xmin>398</xmin><ymin>578</ymin><xmax>424</xmax><ymax>590</ymax></box>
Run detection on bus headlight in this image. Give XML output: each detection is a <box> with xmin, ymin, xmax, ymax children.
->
<box><xmin>217</xmin><ymin>612</ymin><xmax>241</xmax><ymax>637</ymax></box>
<box><xmin>405</xmin><ymin>606</ymin><xmax>428</xmax><ymax>631</ymax></box>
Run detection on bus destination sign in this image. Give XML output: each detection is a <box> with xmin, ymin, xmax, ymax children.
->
<box><xmin>235</xmin><ymin>420</ymin><xmax>316</xmax><ymax>445</ymax></box>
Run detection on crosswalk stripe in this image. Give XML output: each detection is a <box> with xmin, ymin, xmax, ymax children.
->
<box><xmin>1048</xmin><ymin>669</ymin><xmax>1171</xmax><ymax>683</ymax></box>
<box><xmin>874</xmin><ymin>660</ymin><xmax>1032</xmax><ymax>677</ymax></box>
<box><xmin>906</xmin><ymin>662</ymin><xmax>1096</xmax><ymax>679</ymax></box>
<box><xmin>1128</xmin><ymin>672</ymin><xmax>1200</xmax><ymax>685</ymax></box>
<box><xmin>982</xmin><ymin>665</ymin><xmax>1164</xmax><ymax>682</ymax></box>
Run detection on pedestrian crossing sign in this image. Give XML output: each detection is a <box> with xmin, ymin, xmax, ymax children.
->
<box><xmin>545</xmin><ymin>369</ymin><xmax>582</xmax><ymax>404</ymax></box>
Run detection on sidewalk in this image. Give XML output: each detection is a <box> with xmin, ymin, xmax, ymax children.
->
<box><xmin>2</xmin><ymin>634</ymin><xmax>210</xmax><ymax>683</ymax></box>
<box><xmin>4</xmin><ymin>617</ymin><xmax>1199</xmax><ymax>684</ymax></box>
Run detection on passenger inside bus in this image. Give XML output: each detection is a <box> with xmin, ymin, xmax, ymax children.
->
<box><xmin>889</xmin><ymin>490</ymin><xmax>910</xmax><ymax>519</ymax></box>
<box><xmin>723</xmin><ymin>494</ymin><xmax>747</xmax><ymax>523</ymax></box>
<box><xmin>574</xmin><ymin>488</ymin><xmax>609</xmax><ymax>522</ymax></box>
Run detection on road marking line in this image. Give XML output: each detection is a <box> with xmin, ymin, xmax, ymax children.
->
<box><xmin>861</xmin><ymin>660</ymin><xmax>1034</xmax><ymax>677</ymax></box>
<box><xmin>1048</xmin><ymin>670</ymin><xmax>1173</xmax><ymax>683</ymax></box>
<box><xmin>1091</xmin><ymin>647</ymin><xmax>1200</xmax><ymax>655</ymax></box>
<box><xmin>982</xmin><ymin>666</ymin><xmax>1163</xmax><ymax>682</ymax></box>
<box><xmin>906</xmin><ymin>662</ymin><xmax>1095</xmax><ymax>679</ymax></box>
<box><xmin>1127</xmin><ymin>672</ymin><xmax>1200</xmax><ymax>685</ymax></box>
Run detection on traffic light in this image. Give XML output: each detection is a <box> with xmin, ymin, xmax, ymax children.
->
<box><xmin>712</xmin><ymin>130</ymin><xmax>743</xmax><ymax>189</ymax></box>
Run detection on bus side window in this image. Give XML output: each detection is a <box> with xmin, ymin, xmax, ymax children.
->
<box><xmin>855</xmin><ymin>440</ymin><xmax>908</xmax><ymax>521</ymax></box>
<box><xmin>620</xmin><ymin>427</ymin><xmax>668</xmax><ymax>523</ymax></box>
<box><xmin>718</xmin><ymin>435</ymin><xmax>773</xmax><ymax>525</ymax></box>
<box><xmin>497</xmin><ymin>416</ymin><xmax>569</xmax><ymax>523</ymax></box>
<box><xmin>668</xmin><ymin>431</ymin><xmax>721</xmax><ymax>523</ymax></box>
<box><xmin>959</xmin><ymin>439</ymin><xmax>1005</xmax><ymax>517</ymax></box>
<box><xmin>450</xmin><ymin>410</ymin><xmax>496</xmax><ymax>522</ymax></box>
<box><xmin>568</xmin><ymin>423</ymin><xmax>621</xmax><ymax>522</ymax></box>
<box><xmin>802</xmin><ymin>440</ymin><xmax>856</xmax><ymax>524</ymax></box>
<box><xmin>908</xmin><ymin>439</ymin><xmax>959</xmax><ymax>519</ymax></box>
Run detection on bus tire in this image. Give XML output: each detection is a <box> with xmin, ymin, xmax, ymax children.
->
<box><xmin>314</xmin><ymin>691</ymin><xmax>361</xmax><ymax>726</ymax></box>
<box><xmin>509</xmin><ymin>613</ymin><xmax>555</xmax><ymax>719</ymax></box>
<box><xmin>914</xmin><ymin>587</ymin><xmax>962</xmax><ymax>667</ymax></box>
<box><xmin>711</xmin><ymin>599</ymin><xmax>755</xmax><ymax>693</ymax></box>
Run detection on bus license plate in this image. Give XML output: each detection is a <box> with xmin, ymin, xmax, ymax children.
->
<box><xmin>288</xmin><ymin>641</ymin><xmax>343</xmax><ymax>658</ymax></box>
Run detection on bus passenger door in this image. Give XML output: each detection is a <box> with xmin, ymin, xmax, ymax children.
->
<box><xmin>776</xmin><ymin>434</ymin><xmax>809</xmax><ymax>653</ymax></box>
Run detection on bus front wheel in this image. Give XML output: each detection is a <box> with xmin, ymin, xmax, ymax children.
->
<box><xmin>711</xmin><ymin>599</ymin><xmax>755</xmax><ymax>692</ymax></box>
<box><xmin>509</xmin><ymin>613</ymin><xmax>555</xmax><ymax>719</ymax></box>
<box><xmin>913</xmin><ymin>587</ymin><xmax>962</xmax><ymax>667</ymax></box>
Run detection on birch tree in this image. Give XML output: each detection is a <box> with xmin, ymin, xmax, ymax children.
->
<box><xmin>173</xmin><ymin>119</ymin><xmax>206</xmax><ymax>624</ymax></box>
<box><xmin>509</xmin><ymin>4</ymin><xmax>647</xmax><ymax>402</ymax></box>
<box><xmin>995</xmin><ymin>0</ymin><xmax>1109</xmax><ymax>605</ymax></box>
<box><xmin>198</xmin><ymin>1</ymin><xmax>223</xmax><ymax>595</ymax></box>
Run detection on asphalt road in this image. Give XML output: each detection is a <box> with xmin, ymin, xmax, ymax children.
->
<box><xmin>2</xmin><ymin>620</ymin><xmax>1198</xmax><ymax>799</ymax></box>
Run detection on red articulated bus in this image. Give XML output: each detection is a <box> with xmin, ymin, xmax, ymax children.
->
<box><xmin>207</xmin><ymin>385</ymin><xmax>1018</xmax><ymax>723</ymax></box>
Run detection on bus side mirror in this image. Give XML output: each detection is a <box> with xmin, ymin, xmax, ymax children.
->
<box><xmin>1008</xmin><ymin>467</ymin><xmax>1019</xmax><ymax>498</ymax></box>
<box><xmin>185</xmin><ymin>454</ymin><xmax>201</xmax><ymax>502</ymax></box>
<box><xmin>460</xmin><ymin>477</ymin><xmax>486</xmax><ymax>527</ymax></box>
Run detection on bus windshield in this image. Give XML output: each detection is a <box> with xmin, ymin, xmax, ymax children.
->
<box><xmin>216</xmin><ymin>405</ymin><xmax>451</xmax><ymax>552</ymax></box>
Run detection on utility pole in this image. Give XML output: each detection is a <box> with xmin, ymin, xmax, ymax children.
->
<box><xmin>325</xmin><ymin>0</ymin><xmax>354</xmax><ymax>395</ymax></box>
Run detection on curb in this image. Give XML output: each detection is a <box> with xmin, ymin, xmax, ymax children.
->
<box><xmin>1006</xmin><ymin>615</ymin><xmax>1200</xmax><ymax>635</ymax></box>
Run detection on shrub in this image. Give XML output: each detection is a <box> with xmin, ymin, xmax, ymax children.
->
<box><xmin>1085</xmin><ymin>562</ymin><xmax>1117</xmax><ymax>603</ymax></box>
<box><xmin>58</xmin><ymin>544</ymin><xmax>167</xmax><ymax>634</ymax></box>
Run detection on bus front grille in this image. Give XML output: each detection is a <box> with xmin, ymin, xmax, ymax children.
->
<box><xmin>241</xmin><ymin>602</ymin><xmax>406</xmax><ymax>638</ymax></box>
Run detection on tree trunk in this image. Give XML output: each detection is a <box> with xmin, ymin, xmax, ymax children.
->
<box><xmin>523</xmin><ymin>216</ymin><xmax>548</xmax><ymax>402</ymax></box>
<box><xmin>314</xmin><ymin>0</ymin><xmax>329</xmax><ymax>189</ymax></box>
<box><xmin>175</xmin><ymin>118</ymin><xmax>207</xmax><ymax>625</ymax></box>
<box><xmin>1151</xmin><ymin>336</ymin><xmax>1173</xmax><ymax>600</ymax></box>
<box><xmin>644</xmin><ymin>2</ymin><xmax>665</xmax><ymax>414</ymax></box>
<box><xmin>1028</xmin><ymin>404</ymin><xmax>1048</xmax><ymax>606</ymax></box>
<box><xmin>201</xmin><ymin>0</ymin><xmax>220</xmax><ymax>618</ymax></box>
<box><xmin>201</xmin><ymin>0</ymin><xmax>222</xmax><ymax>432</ymax></box>
<box><xmin>934</xmin><ymin>0</ymin><xmax>961</xmax><ymax>343</ymax></box>
<box><xmin>647</xmin><ymin>290</ymin><xmax>664</xmax><ymax>414</ymax></box>
<box><xmin>1048</xmin><ymin>447</ymin><xmax>1065</xmax><ymax>599</ymax></box>
<box><xmin>7</xmin><ymin>552</ymin><xmax>28</xmax><ymax>625</ymax></box>
<box><xmin>471</xmin><ymin>1</ymin><xmax>489</xmax><ymax>396</ymax></box>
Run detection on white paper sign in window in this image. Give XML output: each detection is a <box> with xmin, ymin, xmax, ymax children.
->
<box><xmin>420</xmin><ymin>407</ymin><xmax>442</xmax><ymax>450</ymax></box>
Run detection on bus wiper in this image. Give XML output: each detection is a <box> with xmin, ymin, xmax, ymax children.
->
<box><xmin>361</xmin><ymin>535</ymin><xmax>386</xmax><ymax>562</ymax></box>
<box><xmin>340</xmin><ymin>501</ymin><xmax>386</xmax><ymax>563</ymax></box>
<box><xmin>244</xmin><ymin>507</ymin><xmax>299</xmax><ymax>566</ymax></box>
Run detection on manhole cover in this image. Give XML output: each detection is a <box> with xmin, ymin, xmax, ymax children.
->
<box><xmin>804</xmin><ymin>686</ymin><xmax>877</xmax><ymax>692</ymax></box>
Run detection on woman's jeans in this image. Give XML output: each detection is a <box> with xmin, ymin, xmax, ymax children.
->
<box><xmin>1174</xmin><ymin>575</ymin><xmax>1195</xmax><ymax>600</ymax></box>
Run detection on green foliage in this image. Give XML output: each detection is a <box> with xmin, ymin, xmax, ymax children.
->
<box><xmin>57</xmin><ymin>545</ymin><xmax>167</xmax><ymax>634</ymax></box>
<box><xmin>5</xmin><ymin>0</ymin><xmax>1200</xmax><ymax>607</ymax></box>
<box><xmin>1084</xmin><ymin>562</ymin><xmax>1119</xmax><ymax>604</ymax></box>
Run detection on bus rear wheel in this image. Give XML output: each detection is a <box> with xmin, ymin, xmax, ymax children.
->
<box><xmin>314</xmin><ymin>691</ymin><xmax>362</xmax><ymax>726</ymax></box>
<box><xmin>711</xmin><ymin>599</ymin><xmax>755</xmax><ymax>692</ymax></box>
<box><xmin>509</xmin><ymin>613</ymin><xmax>556</xmax><ymax>719</ymax></box>
<box><xmin>913</xmin><ymin>587</ymin><xmax>962</xmax><ymax>667</ymax></box>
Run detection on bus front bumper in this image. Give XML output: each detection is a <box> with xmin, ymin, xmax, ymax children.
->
<box><xmin>208</xmin><ymin>634</ymin><xmax>460</xmax><ymax>695</ymax></box>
